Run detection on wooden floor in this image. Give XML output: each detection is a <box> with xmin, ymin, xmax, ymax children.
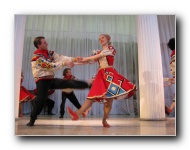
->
<box><xmin>15</xmin><ymin>114</ymin><xmax>176</xmax><ymax>136</ymax></box>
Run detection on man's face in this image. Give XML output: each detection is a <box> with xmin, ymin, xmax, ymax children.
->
<box><xmin>66</xmin><ymin>70</ymin><xmax>72</xmax><ymax>76</ymax></box>
<box><xmin>38</xmin><ymin>39</ymin><xmax>48</xmax><ymax>50</ymax></box>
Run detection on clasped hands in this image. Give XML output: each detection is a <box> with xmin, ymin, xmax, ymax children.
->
<box><xmin>64</xmin><ymin>56</ymin><xmax>84</xmax><ymax>68</ymax></box>
<box><xmin>65</xmin><ymin>49</ymin><xmax>113</xmax><ymax>68</ymax></box>
<box><xmin>78</xmin><ymin>49</ymin><xmax>114</xmax><ymax>63</ymax></box>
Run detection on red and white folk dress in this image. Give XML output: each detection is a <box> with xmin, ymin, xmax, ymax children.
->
<box><xmin>87</xmin><ymin>46</ymin><xmax>137</xmax><ymax>103</ymax></box>
<box><xmin>20</xmin><ymin>78</ymin><xmax>35</xmax><ymax>103</ymax></box>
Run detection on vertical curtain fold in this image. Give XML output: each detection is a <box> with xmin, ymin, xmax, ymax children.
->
<box><xmin>14</xmin><ymin>15</ymin><xmax>26</xmax><ymax>118</ymax></box>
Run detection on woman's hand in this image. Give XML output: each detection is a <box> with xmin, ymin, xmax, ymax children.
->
<box><xmin>73</xmin><ymin>56</ymin><xmax>83</xmax><ymax>62</ymax></box>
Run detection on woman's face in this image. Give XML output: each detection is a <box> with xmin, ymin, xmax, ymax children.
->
<box><xmin>99</xmin><ymin>35</ymin><xmax>108</xmax><ymax>46</ymax></box>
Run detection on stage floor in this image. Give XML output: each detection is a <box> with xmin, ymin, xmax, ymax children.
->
<box><xmin>15</xmin><ymin>115</ymin><xmax>175</xmax><ymax>136</ymax></box>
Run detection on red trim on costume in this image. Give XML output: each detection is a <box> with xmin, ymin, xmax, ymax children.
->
<box><xmin>108</xmin><ymin>46</ymin><xmax>116</xmax><ymax>55</ymax></box>
<box><xmin>35</xmin><ymin>77</ymin><xmax>54</xmax><ymax>83</ymax></box>
<box><xmin>20</xmin><ymin>86</ymin><xmax>36</xmax><ymax>102</ymax></box>
<box><xmin>64</xmin><ymin>75</ymin><xmax>74</xmax><ymax>80</ymax></box>
<box><xmin>32</xmin><ymin>49</ymin><xmax>55</xmax><ymax>61</ymax></box>
<box><xmin>170</xmin><ymin>50</ymin><xmax>175</xmax><ymax>58</ymax></box>
<box><xmin>34</xmin><ymin>49</ymin><xmax>49</xmax><ymax>58</ymax></box>
<box><xmin>105</xmin><ymin>46</ymin><xmax>116</xmax><ymax>66</ymax></box>
<box><xmin>106</xmin><ymin>56</ymin><xmax>114</xmax><ymax>66</ymax></box>
<box><xmin>48</xmin><ymin>89</ymin><xmax>55</xmax><ymax>95</ymax></box>
<box><xmin>31</xmin><ymin>56</ymin><xmax>40</xmax><ymax>61</ymax></box>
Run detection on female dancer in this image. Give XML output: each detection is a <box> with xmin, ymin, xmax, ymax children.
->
<box><xmin>19</xmin><ymin>71</ymin><xmax>35</xmax><ymax>117</ymax></box>
<box><xmin>67</xmin><ymin>34</ymin><xmax>137</xmax><ymax>127</ymax></box>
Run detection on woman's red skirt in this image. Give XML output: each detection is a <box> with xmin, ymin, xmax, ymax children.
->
<box><xmin>20</xmin><ymin>86</ymin><xmax>35</xmax><ymax>103</ymax></box>
<box><xmin>87</xmin><ymin>67</ymin><xmax>137</xmax><ymax>103</ymax></box>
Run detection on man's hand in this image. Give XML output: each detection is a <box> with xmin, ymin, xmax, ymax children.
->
<box><xmin>65</xmin><ymin>60</ymin><xmax>74</xmax><ymax>68</ymax></box>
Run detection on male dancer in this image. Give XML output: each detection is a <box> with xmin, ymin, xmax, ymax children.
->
<box><xmin>27</xmin><ymin>36</ymin><xmax>89</xmax><ymax>126</ymax></box>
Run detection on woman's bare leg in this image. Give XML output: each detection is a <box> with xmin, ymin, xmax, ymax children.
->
<box><xmin>102</xmin><ymin>99</ymin><xmax>113</xmax><ymax>127</ymax></box>
<box><xmin>170</xmin><ymin>101</ymin><xmax>175</xmax><ymax>110</ymax></box>
<box><xmin>82</xmin><ymin>106</ymin><xmax>92</xmax><ymax>117</ymax></box>
<box><xmin>19</xmin><ymin>103</ymin><xmax>23</xmax><ymax>117</ymax></box>
<box><xmin>170</xmin><ymin>94</ymin><xmax>175</xmax><ymax>110</ymax></box>
<box><xmin>76</xmin><ymin>99</ymin><xmax>94</xmax><ymax>117</ymax></box>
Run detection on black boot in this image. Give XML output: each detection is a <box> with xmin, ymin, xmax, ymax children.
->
<box><xmin>48</xmin><ymin>112</ymin><xmax>55</xmax><ymax>115</ymax></box>
<box><xmin>59</xmin><ymin>115</ymin><xmax>63</xmax><ymax>118</ymax></box>
<box><xmin>26</xmin><ymin>120</ymin><xmax>35</xmax><ymax>126</ymax></box>
<box><xmin>59</xmin><ymin>114</ymin><xmax>64</xmax><ymax>118</ymax></box>
<box><xmin>59</xmin><ymin>110</ymin><xmax>65</xmax><ymax>118</ymax></box>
